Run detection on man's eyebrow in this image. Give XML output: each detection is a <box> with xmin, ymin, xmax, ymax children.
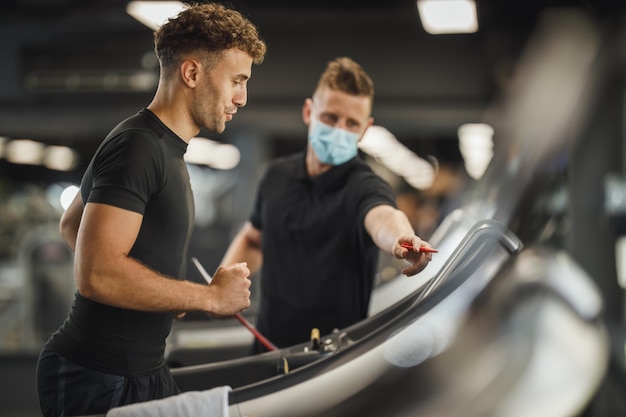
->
<box><xmin>235</xmin><ymin>73</ymin><xmax>250</xmax><ymax>81</ymax></box>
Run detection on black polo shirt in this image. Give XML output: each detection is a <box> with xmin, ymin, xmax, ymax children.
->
<box><xmin>250</xmin><ymin>152</ymin><xmax>397</xmax><ymax>348</ymax></box>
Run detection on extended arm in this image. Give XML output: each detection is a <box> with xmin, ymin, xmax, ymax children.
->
<box><xmin>220</xmin><ymin>220</ymin><xmax>263</xmax><ymax>275</ymax></box>
<box><xmin>364</xmin><ymin>204</ymin><xmax>432</xmax><ymax>276</ymax></box>
<box><xmin>75</xmin><ymin>202</ymin><xmax>251</xmax><ymax>316</ymax></box>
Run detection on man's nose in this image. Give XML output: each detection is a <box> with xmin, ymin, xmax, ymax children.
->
<box><xmin>234</xmin><ymin>88</ymin><xmax>247</xmax><ymax>107</ymax></box>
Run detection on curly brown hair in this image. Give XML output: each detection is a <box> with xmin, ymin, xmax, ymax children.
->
<box><xmin>315</xmin><ymin>57</ymin><xmax>374</xmax><ymax>100</ymax></box>
<box><xmin>154</xmin><ymin>2</ymin><xmax>266</xmax><ymax>75</ymax></box>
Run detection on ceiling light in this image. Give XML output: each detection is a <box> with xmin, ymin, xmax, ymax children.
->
<box><xmin>458</xmin><ymin>123</ymin><xmax>494</xmax><ymax>180</ymax></box>
<box><xmin>185</xmin><ymin>137</ymin><xmax>241</xmax><ymax>170</ymax></box>
<box><xmin>60</xmin><ymin>185</ymin><xmax>80</xmax><ymax>210</ymax></box>
<box><xmin>126</xmin><ymin>1</ymin><xmax>187</xmax><ymax>31</ymax></box>
<box><xmin>360</xmin><ymin>126</ymin><xmax>435</xmax><ymax>190</ymax></box>
<box><xmin>417</xmin><ymin>0</ymin><xmax>478</xmax><ymax>35</ymax></box>
<box><xmin>43</xmin><ymin>145</ymin><xmax>77</xmax><ymax>171</ymax></box>
<box><xmin>210</xmin><ymin>144</ymin><xmax>241</xmax><ymax>170</ymax></box>
<box><xmin>5</xmin><ymin>139</ymin><xmax>45</xmax><ymax>166</ymax></box>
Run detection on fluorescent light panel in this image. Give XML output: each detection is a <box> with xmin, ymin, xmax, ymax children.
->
<box><xmin>126</xmin><ymin>1</ymin><xmax>186</xmax><ymax>30</ymax></box>
<box><xmin>359</xmin><ymin>126</ymin><xmax>435</xmax><ymax>190</ymax></box>
<box><xmin>457</xmin><ymin>123</ymin><xmax>494</xmax><ymax>180</ymax></box>
<box><xmin>417</xmin><ymin>0</ymin><xmax>478</xmax><ymax>34</ymax></box>
<box><xmin>185</xmin><ymin>137</ymin><xmax>241</xmax><ymax>170</ymax></box>
<box><xmin>5</xmin><ymin>139</ymin><xmax>45</xmax><ymax>165</ymax></box>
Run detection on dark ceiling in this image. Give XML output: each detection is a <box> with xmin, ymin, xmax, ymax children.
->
<box><xmin>0</xmin><ymin>0</ymin><xmax>622</xmax><ymax>155</ymax></box>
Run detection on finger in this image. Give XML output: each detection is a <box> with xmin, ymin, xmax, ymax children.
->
<box><xmin>228</xmin><ymin>262</ymin><xmax>250</xmax><ymax>277</ymax></box>
<box><xmin>402</xmin><ymin>257</ymin><xmax>431</xmax><ymax>276</ymax></box>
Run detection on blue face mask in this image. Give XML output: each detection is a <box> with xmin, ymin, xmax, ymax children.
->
<box><xmin>308</xmin><ymin>119</ymin><xmax>361</xmax><ymax>165</ymax></box>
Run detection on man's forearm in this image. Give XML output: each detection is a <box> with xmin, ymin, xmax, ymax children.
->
<box><xmin>220</xmin><ymin>223</ymin><xmax>263</xmax><ymax>274</ymax></box>
<box><xmin>366</xmin><ymin>205</ymin><xmax>417</xmax><ymax>253</ymax></box>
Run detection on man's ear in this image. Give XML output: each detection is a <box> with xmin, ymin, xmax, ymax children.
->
<box><xmin>180</xmin><ymin>58</ymin><xmax>201</xmax><ymax>88</ymax></box>
<box><xmin>302</xmin><ymin>98</ymin><xmax>313</xmax><ymax>125</ymax></box>
<box><xmin>358</xmin><ymin>117</ymin><xmax>375</xmax><ymax>143</ymax></box>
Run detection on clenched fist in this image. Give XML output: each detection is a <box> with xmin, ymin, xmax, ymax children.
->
<box><xmin>204</xmin><ymin>262</ymin><xmax>251</xmax><ymax>316</ymax></box>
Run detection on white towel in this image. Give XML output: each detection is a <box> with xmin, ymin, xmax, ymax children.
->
<box><xmin>105</xmin><ymin>385</ymin><xmax>231</xmax><ymax>417</ymax></box>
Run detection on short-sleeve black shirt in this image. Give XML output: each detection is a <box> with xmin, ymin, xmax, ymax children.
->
<box><xmin>250</xmin><ymin>152</ymin><xmax>397</xmax><ymax>347</ymax></box>
<box><xmin>51</xmin><ymin>109</ymin><xmax>195</xmax><ymax>376</ymax></box>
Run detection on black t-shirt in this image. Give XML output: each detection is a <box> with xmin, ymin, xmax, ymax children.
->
<box><xmin>51</xmin><ymin>109</ymin><xmax>194</xmax><ymax>376</ymax></box>
<box><xmin>250</xmin><ymin>152</ymin><xmax>397</xmax><ymax>347</ymax></box>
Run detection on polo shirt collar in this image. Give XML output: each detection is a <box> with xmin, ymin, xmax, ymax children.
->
<box><xmin>307</xmin><ymin>155</ymin><xmax>360</xmax><ymax>192</ymax></box>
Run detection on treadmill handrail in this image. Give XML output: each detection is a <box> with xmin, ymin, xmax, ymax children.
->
<box><xmin>227</xmin><ymin>219</ymin><xmax>523</xmax><ymax>403</ymax></box>
<box><xmin>416</xmin><ymin>218</ymin><xmax>523</xmax><ymax>303</ymax></box>
<box><xmin>342</xmin><ymin>218</ymin><xmax>523</xmax><ymax>344</ymax></box>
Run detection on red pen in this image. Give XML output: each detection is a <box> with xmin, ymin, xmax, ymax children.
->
<box><xmin>401</xmin><ymin>242</ymin><xmax>439</xmax><ymax>253</ymax></box>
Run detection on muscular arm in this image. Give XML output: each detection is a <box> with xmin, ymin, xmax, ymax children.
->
<box><xmin>364</xmin><ymin>204</ymin><xmax>432</xmax><ymax>276</ymax></box>
<box><xmin>75</xmin><ymin>202</ymin><xmax>251</xmax><ymax>316</ymax></box>
<box><xmin>59</xmin><ymin>192</ymin><xmax>84</xmax><ymax>252</ymax></box>
<box><xmin>220</xmin><ymin>221</ymin><xmax>263</xmax><ymax>275</ymax></box>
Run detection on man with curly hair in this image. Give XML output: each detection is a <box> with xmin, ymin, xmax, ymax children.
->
<box><xmin>36</xmin><ymin>3</ymin><xmax>266</xmax><ymax>415</ymax></box>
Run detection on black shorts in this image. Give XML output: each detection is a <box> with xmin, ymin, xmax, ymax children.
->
<box><xmin>36</xmin><ymin>342</ymin><xmax>180</xmax><ymax>417</ymax></box>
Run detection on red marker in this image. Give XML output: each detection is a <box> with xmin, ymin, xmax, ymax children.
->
<box><xmin>401</xmin><ymin>242</ymin><xmax>439</xmax><ymax>253</ymax></box>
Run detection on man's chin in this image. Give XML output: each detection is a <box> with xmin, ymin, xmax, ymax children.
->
<box><xmin>205</xmin><ymin>123</ymin><xmax>226</xmax><ymax>134</ymax></box>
